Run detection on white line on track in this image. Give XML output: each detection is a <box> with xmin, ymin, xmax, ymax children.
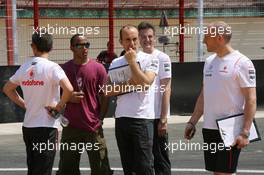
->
<box><xmin>0</xmin><ymin>168</ymin><xmax>264</xmax><ymax>173</ymax></box>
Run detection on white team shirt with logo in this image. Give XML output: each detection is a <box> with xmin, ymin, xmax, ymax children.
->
<box><xmin>152</xmin><ymin>49</ymin><xmax>171</xmax><ymax>119</ymax></box>
<box><xmin>109</xmin><ymin>51</ymin><xmax>159</xmax><ymax>119</ymax></box>
<box><xmin>10</xmin><ymin>57</ymin><xmax>67</xmax><ymax>128</ymax></box>
<box><xmin>203</xmin><ymin>50</ymin><xmax>256</xmax><ymax>129</ymax></box>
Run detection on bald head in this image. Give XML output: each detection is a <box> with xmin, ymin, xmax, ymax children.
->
<box><xmin>119</xmin><ymin>25</ymin><xmax>139</xmax><ymax>52</ymax></box>
<box><xmin>119</xmin><ymin>25</ymin><xmax>138</xmax><ymax>41</ymax></box>
<box><xmin>207</xmin><ymin>21</ymin><xmax>232</xmax><ymax>43</ymax></box>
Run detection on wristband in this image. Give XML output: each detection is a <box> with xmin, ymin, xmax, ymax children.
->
<box><xmin>160</xmin><ymin>118</ymin><xmax>167</xmax><ymax>125</ymax></box>
<box><xmin>240</xmin><ymin>130</ymin><xmax>250</xmax><ymax>139</ymax></box>
<box><xmin>187</xmin><ymin>121</ymin><xmax>195</xmax><ymax>128</ymax></box>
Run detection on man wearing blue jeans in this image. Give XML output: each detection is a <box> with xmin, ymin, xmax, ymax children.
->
<box><xmin>104</xmin><ymin>25</ymin><xmax>159</xmax><ymax>175</ymax></box>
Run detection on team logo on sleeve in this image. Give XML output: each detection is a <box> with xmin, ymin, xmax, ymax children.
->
<box><xmin>248</xmin><ymin>69</ymin><xmax>256</xmax><ymax>80</ymax></box>
<box><xmin>163</xmin><ymin>63</ymin><xmax>171</xmax><ymax>72</ymax></box>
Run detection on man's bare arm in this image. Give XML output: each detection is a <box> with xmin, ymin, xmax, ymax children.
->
<box><xmin>158</xmin><ymin>78</ymin><xmax>171</xmax><ymax>136</ymax></box>
<box><xmin>184</xmin><ymin>87</ymin><xmax>204</xmax><ymax>140</ymax></box>
<box><xmin>241</xmin><ymin>87</ymin><xmax>256</xmax><ymax>132</ymax></box>
<box><xmin>160</xmin><ymin>78</ymin><xmax>171</xmax><ymax>120</ymax></box>
<box><xmin>189</xmin><ymin>88</ymin><xmax>204</xmax><ymax>125</ymax></box>
<box><xmin>232</xmin><ymin>87</ymin><xmax>256</xmax><ymax>148</ymax></box>
<box><xmin>56</xmin><ymin>77</ymin><xmax>73</xmax><ymax>111</ymax></box>
<box><xmin>3</xmin><ymin>81</ymin><xmax>25</xmax><ymax>109</ymax></box>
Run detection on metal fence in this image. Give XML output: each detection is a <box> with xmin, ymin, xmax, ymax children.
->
<box><xmin>0</xmin><ymin>0</ymin><xmax>263</xmax><ymax>65</ymax></box>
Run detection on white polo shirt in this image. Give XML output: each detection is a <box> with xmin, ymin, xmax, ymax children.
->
<box><xmin>109</xmin><ymin>51</ymin><xmax>159</xmax><ymax>119</ymax></box>
<box><xmin>10</xmin><ymin>57</ymin><xmax>67</xmax><ymax>128</ymax></box>
<box><xmin>152</xmin><ymin>49</ymin><xmax>171</xmax><ymax>119</ymax></box>
<box><xmin>203</xmin><ymin>50</ymin><xmax>256</xmax><ymax>129</ymax></box>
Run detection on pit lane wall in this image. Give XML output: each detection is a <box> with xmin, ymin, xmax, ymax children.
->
<box><xmin>1</xmin><ymin>60</ymin><xmax>263</xmax><ymax>122</ymax></box>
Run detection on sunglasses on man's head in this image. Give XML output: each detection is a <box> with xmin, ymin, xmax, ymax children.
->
<box><xmin>74</xmin><ymin>42</ymin><xmax>90</xmax><ymax>49</ymax></box>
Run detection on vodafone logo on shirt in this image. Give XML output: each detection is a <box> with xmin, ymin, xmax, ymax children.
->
<box><xmin>22</xmin><ymin>69</ymin><xmax>44</xmax><ymax>86</ymax></box>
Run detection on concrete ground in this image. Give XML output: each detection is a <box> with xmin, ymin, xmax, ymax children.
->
<box><xmin>0</xmin><ymin>111</ymin><xmax>263</xmax><ymax>175</ymax></box>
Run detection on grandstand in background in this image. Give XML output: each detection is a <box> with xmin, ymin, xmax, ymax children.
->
<box><xmin>0</xmin><ymin>0</ymin><xmax>263</xmax><ymax>65</ymax></box>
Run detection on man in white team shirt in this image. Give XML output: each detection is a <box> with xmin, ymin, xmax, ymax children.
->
<box><xmin>104</xmin><ymin>25</ymin><xmax>159</xmax><ymax>175</ymax></box>
<box><xmin>3</xmin><ymin>32</ymin><xmax>73</xmax><ymax>175</ymax></box>
<box><xmin>138</xmin><ymin>22</ymin><xmax>171</xmax><ymax>175</ymax></box>
<box><xmin>184</xmin><ymin>21</ymin><xmax>256</xmax><ymax>175</ymax></box>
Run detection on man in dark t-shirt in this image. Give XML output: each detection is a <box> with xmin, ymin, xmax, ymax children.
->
<box><xmin>57</xmin><ymin>34</ymin><xmax>113</xmax><ymax>175</ymax></box>
<box><xmin>97</xmin><ymin>41</ymin><xmax>118</xmax><ymax>71</ymax></box>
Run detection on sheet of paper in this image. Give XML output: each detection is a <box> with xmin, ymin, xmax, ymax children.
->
<box><xmin>109</xmin><ymin>64</ymin><xmax>132</xmax><ymax>83</ymax></box>
<box><xmin>217</xmin><ymin>114</ymin><xmax>260</xmax><ymax>147</ymax></box>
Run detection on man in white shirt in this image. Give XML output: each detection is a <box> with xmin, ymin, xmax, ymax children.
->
<box><xmin>104</xmin><ymin>25</ymin><xmax>159</xmax><ymax>175</ymax></box>
<box><xmin>3</xmin><ymin>31</ymin><xmax>73</xmax><ymax>175</ymax></box>
<box><xmin>138</xmin><ymin>22</ymin><xmax>171</xmax><ymax>175</ymax></box>
<box><xmin>184</xmin><ymin>21</ymin><xmax>256</xmax><ymax>175</ymax></box>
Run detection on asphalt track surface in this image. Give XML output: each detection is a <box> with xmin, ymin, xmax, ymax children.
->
<box><xmin>0</xmin><ymin>112</ymin><xmax>263</xmax><ymax>175</ymax></box>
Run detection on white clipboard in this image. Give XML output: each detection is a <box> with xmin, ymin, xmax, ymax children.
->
<box><xmin>108</xmin><ymin>62</ymin><xmax>140</xmax><ymax>83</ymax></box>
<box><xmin>216</xmin><ymin>113</ymin><xmax>261</xmax><ymax>147</ymax></box>
<box><xmin>109</xmin><ymin>64</ymin><xmax>132</xmax><ymax>83</ymax></box>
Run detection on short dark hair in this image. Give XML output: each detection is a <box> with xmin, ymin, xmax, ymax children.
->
<box><xmin>70</xmin><ymin>34</ymin><xmax>83</xmax><ymax>46</ymax></box>
<box><xmin>138</xmin><ymin>22</ymin><xmax>156</xmax><ymax>35</ymax></box>
<box><xmin>32</xmin><ymin>31</ymin><xmax>53</xmax><ymax>52</ymax></box>
<box><xmin>119</xmin><ymin>25</ymin><xmax>137</xmax><ymax>41</ymax></box>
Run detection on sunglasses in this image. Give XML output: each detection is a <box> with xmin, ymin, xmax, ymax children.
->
<box><xmin>74</xmin><ymin>42</ymin><xmax>90</xmax><ymax>49</ymax></box>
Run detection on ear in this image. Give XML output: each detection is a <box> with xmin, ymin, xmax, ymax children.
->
<box><xmin>70</xmin><ymin>45</ymin><xmax>74</xmax><ymax>52</ymax></box>
<box><xmin>218</xmin><ymin>35</ymin><xmax>225</xmax><ymax>43</ymax></box>
<box><xmin>31</xmin><ymin>43</ymin><xmax>37</xmax><ymax>51</ymax></box>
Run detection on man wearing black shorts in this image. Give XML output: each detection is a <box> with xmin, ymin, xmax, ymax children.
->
<box><xmin>184</xmin><ymin>21</ymin><xmax>256</xmax><ymax>175</ymax></box>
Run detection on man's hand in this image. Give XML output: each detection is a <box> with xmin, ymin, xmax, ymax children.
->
<box><xmin>70</xmin><ymin>91</ymin><xmax>84</xmax><ymax>103</ymax></box>
<box><xmin>158</xmin><ymin>119</ymin><xmax>168</xmax><ymax>137</ymax></box>
<box><xmin>125</xmin><ymin>48</ymin><xmax>137</xmax><ymax>65</ymax></box>
<box><xmin>232</xmin><ymin>131</ymin><xmax>250</xmax><ymax>149</ymax></box>
<box><xmin>184</xmin><ymin>122</ymin><xmax>196</xmax><ymax>140</ymax></box>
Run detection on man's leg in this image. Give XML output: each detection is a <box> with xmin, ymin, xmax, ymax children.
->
<box><xmin>22</xmin><ymin>127</ymin><xmax>57</xmax><ymax>175</ymax></box>
<box><xmin>115</xmin><ymin>118</ymin><xmax>134</xmax><ymax>175</ymax></box>
<box><xmin>57</xmin><ymin>127</ymin><xmax>82</xmax><ymax>175</ymax></box>
<box><xmin>153</xmin><ymin>119</ymin><xmax>171</xmax><ymax>175</ymax></box>
<box><xmin>133</xmin><ymin>119</ymin><xmax>155</xmax><ymax>175</ymax></box>
<box><xmin>86</xmin><ymin>126</ymin><xmax>113</xmax><ymax>175</ymax></box>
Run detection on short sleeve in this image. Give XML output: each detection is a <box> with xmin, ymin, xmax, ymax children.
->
<box><xmin>159</xmin><ymin>54</ymin><xmax>171</xmax><ymax>79</ymax></box>
<box><xmin>9</xmin><ymin>66</ymin><xmax>23</xmax><ymax>85</ymax></box>
<box><xmin>51</xmin><ymin>64</ymin><xmax>67</xmax><ymax>85</ymax></box>
<box><xmin>237</xmin><ymin>59</ymin><xmax>256</xmax><ymax>88</ymax></box>
<box><xmin>145</xmin><ymin>55</ymin><xmax>159</xmax><ymax>75</ymax></box>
